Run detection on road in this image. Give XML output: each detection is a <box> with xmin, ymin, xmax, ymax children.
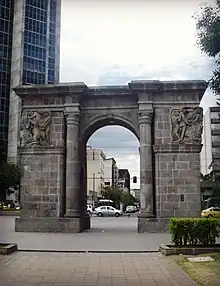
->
<box><xmin>0</xmin><ymin>216</ymin><xmax>171</xmax><ymax>252</ymax></box>
<box><xmin>91</xmin><ymin>216</ymin><xmax>138</xmax><ymax>233</ymax></box>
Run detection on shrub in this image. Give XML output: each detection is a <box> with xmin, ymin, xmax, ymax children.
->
<box><xmin>169</xmin><ymin>218</ymin><xmax>220</xmax><ymax>246</ymax></box>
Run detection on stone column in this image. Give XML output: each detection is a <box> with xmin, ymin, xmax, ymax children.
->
<box><xmin>65</xmin><ymin>112</ymin><xmax>80</xmax><ymax>217</ymax></box>
<box><xmin>138</xmin><ymin>112</ymin><xmax>154</xmax><ymax>217</ymax></box>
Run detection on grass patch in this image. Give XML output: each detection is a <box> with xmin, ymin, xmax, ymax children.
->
<box><xmin>172</xmin><ymin>253</ymin><xmax>220</xmax><ymax>286</ymax></box>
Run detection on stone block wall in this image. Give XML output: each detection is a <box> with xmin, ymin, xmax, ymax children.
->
<box><xmin>21</xmin><ymin>94</ymin><xmax>64</xmax><ymax>106</ymax></box>
<box><xmin>50</xmin><ymin>111</ymin><xmax>65</xmax><ymax>147</ymax></box>
<box><xmin>18</xmin><ymin>110</ymin><xmax>65</xmax><ymax>218</ymax></box>
<box><xmin>154</xmin><ymin>152</ymin><xmax>201</xmax><ymax>218</ymax></box>
<box><xmin>19</xmin><ymin>148</ymin><xmax>64</xmax><ymax>218</ymax></box>
<box><xmin>153</xmin><ymin>104</ymin><xmax>202</xmax><ymax>219</ymax></box>
<box><xmin>154</xmin><ymin>107</ymin><xmax>171</xmax><ymax>145</ymax></box>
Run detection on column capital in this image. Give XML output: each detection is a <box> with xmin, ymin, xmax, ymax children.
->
<box><xmin>138</xmin><ymin>111</ymin><xmax>153</xmax><ymax>125</ymax></box>
<box><xmin>65</xmin><ymin>112</ymin><xmax>79</xmax><ymax>126</ymax></box>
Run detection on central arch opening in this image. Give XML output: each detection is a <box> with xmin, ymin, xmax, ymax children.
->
<box><xmin>80</xmin><ymin>120</ymin><xmax>140</xmax><ymax>233</ymax></box>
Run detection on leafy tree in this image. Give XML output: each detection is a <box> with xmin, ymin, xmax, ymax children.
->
<box><xmin>200</xmin><ymin>172</ymin><xmax>212</xmax><ymax>182</ymax></box>
<box><xmin>101</xmin><ymin>185</ymin><xmax>137</xmax><ymax>210</ymax></box>
<box><xmin>212</xmin><ymin>175</ymin><xmax>220</xmax><ymax>197</ymax></box>
<box><xmin>100</xmin><ymin>185</ymin><xmax>123</xmax><ymax>207</ymax></box>
<box><xmin>0</xmin><ymin>145</ymin><xmax>6</xmax><ymax>165</ymax></box>
<box><xmin>121</xmin><ymin>192</ymin><xmax>136</xmax><ymax>208</ymax></box>
<box><xmin>0</xmin><ymin>162</ymin><xmax>21</xmax><ymax>202</ymax></box>
<box><xmin>194</xmin><ymin>1</ymin><xmax>220</xmax><ymax>94</ymax></box>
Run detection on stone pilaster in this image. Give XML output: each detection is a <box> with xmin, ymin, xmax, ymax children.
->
<box><xmin>65</xmin><ymin>112</ymin><xmax>80</xmax><ymax>217</ymax></box>
<box><xmin>138</xmin><ymin>112</ymin><xmax>154</xmax><ymax>218</ymax></box>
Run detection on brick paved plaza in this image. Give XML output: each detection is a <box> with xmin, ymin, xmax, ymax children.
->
<box><xmin>0</xmin><ymin>252</ymin><xmax>197</xmax><ymax>286</ymax></box>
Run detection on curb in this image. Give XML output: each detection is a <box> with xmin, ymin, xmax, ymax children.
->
<box><xmin>18</xmin><ymin>249</ymin><xmax>158</xmax><ymax>254</ymax></box>
<box><xmin>0</xmin><ymin>244</ymin><xmax>17</xmax><ymax>255</ymax></box>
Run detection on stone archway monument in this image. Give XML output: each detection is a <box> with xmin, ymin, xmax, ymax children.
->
<box><xmin>14</xmin><ymin>80</ymin><xmax>207</xmax><ymax>233</ymax></box>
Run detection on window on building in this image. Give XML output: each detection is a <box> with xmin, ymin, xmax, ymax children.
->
<box><xmin>211</xmin><ymin>123</ymin><xmax>220</xmax><ymax>130</ymax></box>
<box><xmin>212</xmin><ymin>135</ymin><xmax>220</xmax><ymax>143</ymax></box>
<box><xmin>212</xmin><ymin>147</ymin><xmax>220</xmax><ymax>154</ymax></box>
<box><xmin>211</xmin><ymin>112</ymin><xmax>220</xmax><ymax>119</ymax></box>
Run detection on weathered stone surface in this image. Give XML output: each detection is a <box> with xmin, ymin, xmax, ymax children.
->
<box><xmin>20</xmin><ymin>111</ymin><xmax>51</xmax><ymax>146</ymax></box>
<box><xmin>50</xmin><ymin>111</ymin><xmax>65</xmax><ymax>147</ymax></box>
<box><xmin>65</xmin><ymin>112</ymin><xmax>80</xmax><ymax>218</ymax></box>
<box><xmin>154</xmin><ymin>151</ymin><xmax>201</xmax><ymax>218</ymax></box>
<box><xmin>14</xmin><ymin>80</ymin><xmax>207</xmax><ymax>233</ymax></box>
<box><xmin>138</xmin><ymin>218</ymin><xmax>169</xmax><ymax>233</ymax></box>
<box><xmin>18</xmin><ymin>147</ymin><xmax>65</xmax><ymax>218</ymax></box>
<box><xmin>139</xmin><ymin>111</ymin><xmax>154</xmax><ymax>217</ymax></box>
<box><xmin>15</xmin><ymin>217</ymin><xmax>83</xmax><ymax>233</ymax></box>
<box><xmin>170</xmin><ymin>107</ymin><xmax>203</xmax><ymax>144</ymax></box>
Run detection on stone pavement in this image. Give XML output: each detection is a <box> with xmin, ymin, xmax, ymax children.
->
<box><xmin>0</xmin><ymin>251</ymin><xmax>197</xmax><ymax>286</ymax></box>
<box><xmin>0</xmin><ymin>216</ymin><xmax>170</xmax><ymax>251</ymax></box>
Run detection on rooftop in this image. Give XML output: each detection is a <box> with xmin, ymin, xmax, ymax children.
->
<box><xmin>14</xmin><ymin>80</ymin><xmax>208</xmax><ymax>98</ymax></box>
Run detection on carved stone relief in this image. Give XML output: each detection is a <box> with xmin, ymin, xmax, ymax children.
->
<box><xmin>170</xmin><ymin>107</ymin><xmax>203</xmax><ymax>144</ymax></box>
<box><xmin>20</xmin><ymin>111</ymin><xmax>51</xmax><ymax>146</ymax></box>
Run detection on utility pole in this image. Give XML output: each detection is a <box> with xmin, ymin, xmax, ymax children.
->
<box><xmin>92</xmin><ymin>172</ymin><xmax>95</xmax><ymax>208</ymax></box>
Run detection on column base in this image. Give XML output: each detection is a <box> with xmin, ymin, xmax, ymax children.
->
<box><xmin>82</xmin><ymin>214</ymin><xmax>91</xmax><ymax>230</ymax></box>
<box><xmin>64</xmin><ymin>210</ymin><xmax>80</xmax><ymax>218</ymax></box>
<box><xmin>138</xmin><ymin>217</ymin><xmax>169</xmax><ymax>233</ymax></box>
<box><xmin>15</xmin><ymin>217</ymin><xmax>84</xmax><ymax>233</ymax></box>
<box><xmin>138</xmin><ymin>211</ymin><xmax>155</xmax><ymax>218</ymax></box>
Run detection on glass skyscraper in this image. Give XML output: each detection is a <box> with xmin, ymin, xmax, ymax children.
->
<box><xmin>0</xmin><ymin>0</ymin><xmax>14</xmax><ymax>156</ymax></box>
<box><xmin>0</xmin><ymin>0</ymin><xmax>61</xmax><ymax>162</ymax></box>
<box><xmin>23</xmin><ymin>0</ymin><xmax>59</xmax><ymax>84</ymax></box>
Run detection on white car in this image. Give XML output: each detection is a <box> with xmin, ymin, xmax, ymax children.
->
<box><xmin>93</xmin><ymin>206</ymin><xmax>123</xmax><ymax>217</ymax></box>
<box><xmin>126</xmin><ymin>205</ymin><xmax>138</xmax><ymax>213</ymax></box>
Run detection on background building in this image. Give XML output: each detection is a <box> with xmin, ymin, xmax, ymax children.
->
<box><xmin>0</xmin><ymin>0</ymin><xmax>14</xmax><ymax>155</ymax></box>
<box><xmin>0</xmin><ymin>0</ymin><xmax>61</xmax><ymax>162</ymax></box>
<box><xmin>200</xmin><ymin>106</ymin><xmax>220</xmax><ymax>180</ymax></box>
<box><xmin>118</xmin><ymin>169</ymin><xmax>130</xmax><ymax>192</ymax></box>
<box><xmin>87</xmin><ymin>146</ymin><xmax>106</xmax><ymax>204</ymax></box>
<box><xmin>131</xmin><ymin>188</ymin><xmax>140</xmax><ymax>203</ymax></box>
<box><xmin>104</xmin><ymin>157</ymin><xmax>119</xmax><ymax>187</ymax></box>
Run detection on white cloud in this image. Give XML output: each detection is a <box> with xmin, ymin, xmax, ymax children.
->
<box><xmin>60</xmin><ymin>1</ymin><xmax>210</xmax><ymax>81</ymax></box>
<box><xmin>60</xmin><ymin>0</ymin><xmax>218</xmax><ymax>189</ymax></box>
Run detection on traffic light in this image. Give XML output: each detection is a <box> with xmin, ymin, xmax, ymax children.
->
<box><xmin>133</xmin><ymin>176</ymin><xmax>137</xmax><ymax>183</ymax></box>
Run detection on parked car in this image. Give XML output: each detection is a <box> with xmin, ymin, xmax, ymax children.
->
<box><xmin>93</xmin><ymin>206</ymin><xmax>123</xmax><ymax>217</ymax></box>
<box><xmin>125</xmin><ymin>205</ymin><xmax>138</xmax><ymax>213</ymax></box>
<box><xmin>201</xmin><ymin>207</ymin><xmax>220</xmax><ymax>218</ymax></box>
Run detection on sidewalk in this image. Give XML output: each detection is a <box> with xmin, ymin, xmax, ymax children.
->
<box><xmin>0</xmin><ymin>251</ymin><xmax>197</xmax><ymax>286</ymax></box>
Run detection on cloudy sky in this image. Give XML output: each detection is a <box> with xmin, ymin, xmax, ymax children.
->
<box><xmin>60</xmin><ymin>0</ymin><xmax>217</xmax><ymax>189</ymax></box>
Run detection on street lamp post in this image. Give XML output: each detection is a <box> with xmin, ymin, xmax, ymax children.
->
<box><xmin>92</xmin><ymin>171</ymin><xmax>101</xmax><ymax>207</ymax></box>
<box><xmin>92</xmin><ymin>172</ymin><xmax>95</xmax><ymax>208</ymax></box>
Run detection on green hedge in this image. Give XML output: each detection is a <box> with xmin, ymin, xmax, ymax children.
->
<box><xmin>169</xmin><ymin>218</ymin><xmax>219</xmax><ymax>246</ymax></box>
